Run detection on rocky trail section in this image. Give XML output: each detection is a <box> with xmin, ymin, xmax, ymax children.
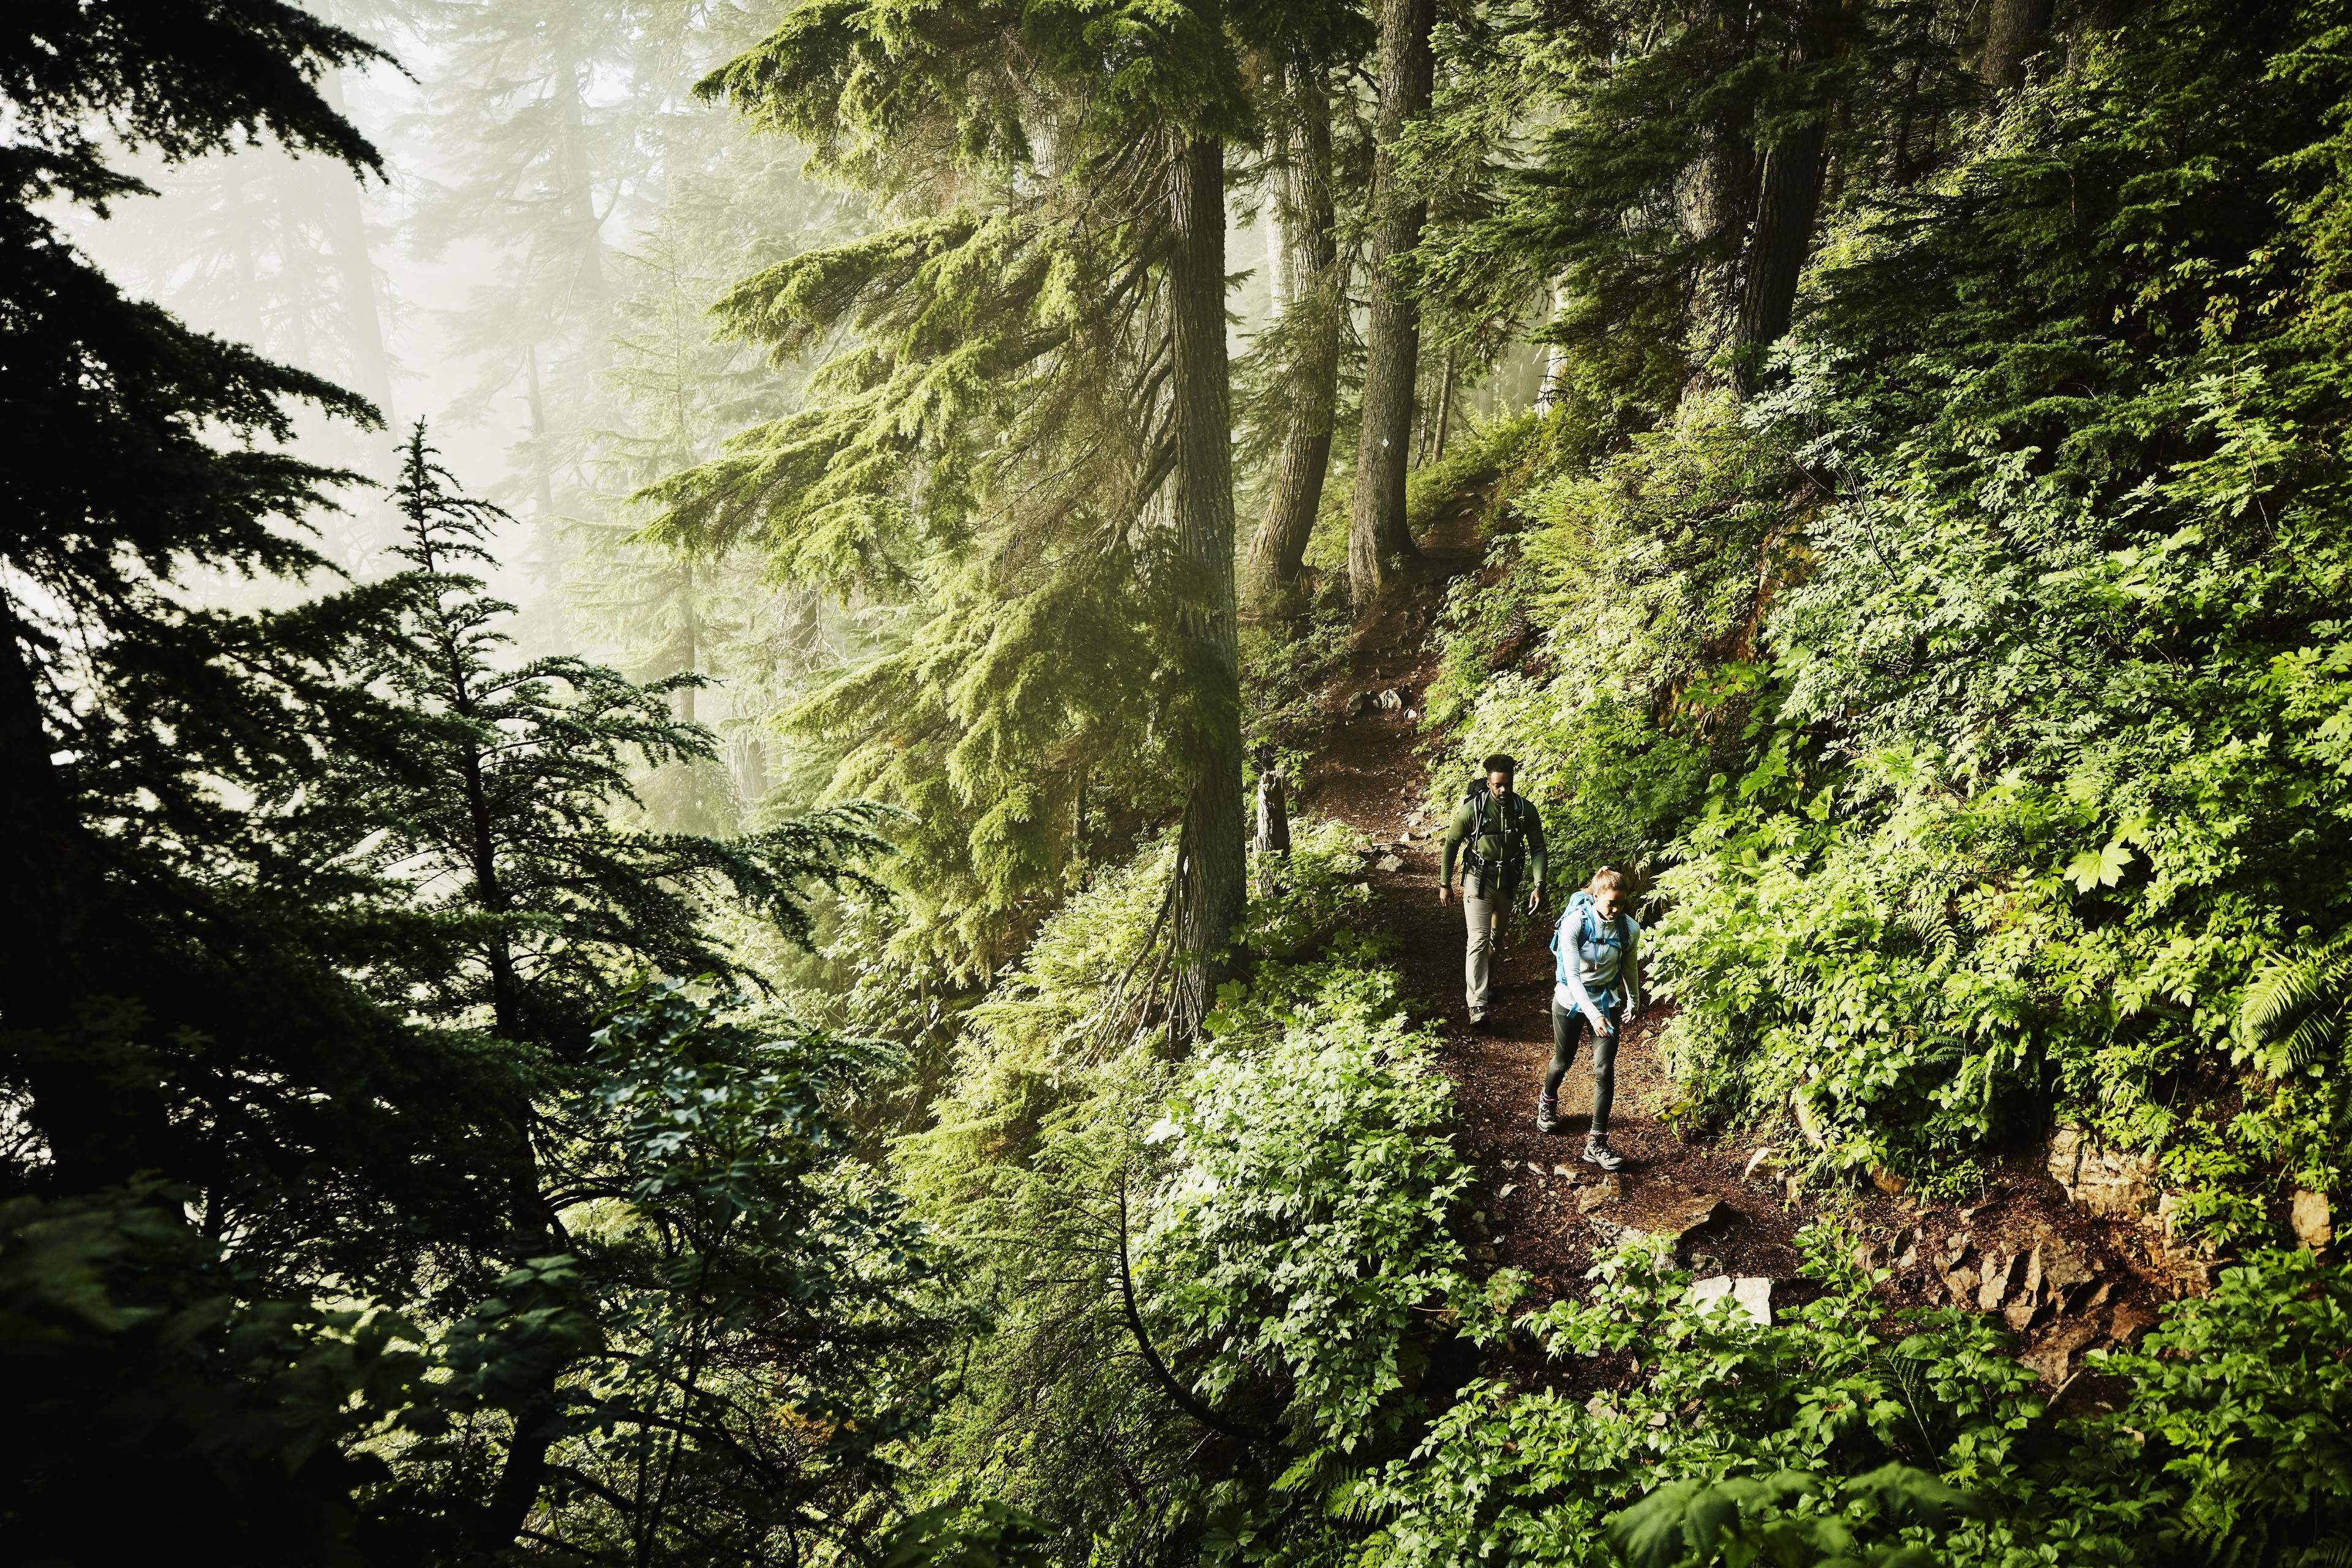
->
<box><xmin>1291</xmin><ymin>507</ymin><xmax>2214</xmax><ymax>1403</ymax></box>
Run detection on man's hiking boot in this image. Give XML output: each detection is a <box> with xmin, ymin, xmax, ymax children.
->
<box><xmin>1468</xmin><ymin>1010</ymin><xmax>1488</xmax><ymax>1031</ymax></box>
<box><xmin>1581</xmin><ymin>1134</ymin><xmax>1624</xmax><ymax>1172</ymax></box>
<box><xmin>1536</xmin><ymin>1093</ymin><xmax>1559</xmax><ymax>1135</ymax></box>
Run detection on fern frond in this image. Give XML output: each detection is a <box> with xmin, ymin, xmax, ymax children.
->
<box><xmin>2241</xmin><ymin>930</ymin><xmax>2352</xmax><ymax>1073</ymax></box>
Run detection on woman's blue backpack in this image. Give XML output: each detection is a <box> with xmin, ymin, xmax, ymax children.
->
<box><xmin>1550</xmin><ymin>891</ymin><xmax>1629</xmax><ymax>989</ymax></box>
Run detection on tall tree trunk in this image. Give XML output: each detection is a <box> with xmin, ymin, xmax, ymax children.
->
<box><xmin>1732</xmin><ymin>0</ymin><xmax>1842</xmax><ymax>396</ymax></box>
<box><xmin>1679</xmin><ymin>105</ymin><xmax>1757</xmax><ymax>404</ymax></box>
<box><xmin>1346</xmin><ymin>0</ymin><xmax>1437</xmax><ymax>609</ymax></box>
<box><xmin>553</xmin><ymin>18</ymin><xmax>606</xmax><ymax>309</ymax></box>
<box><xmin>1428</xmin><ymin>346</ymin><xmax>1457</xmax><ymax>459</ymax></box>
<box><xmin>1537</xmin><ymin>279</ymin><xmax>1569</xmax><ymax>412</ymax></box>
<box><xmin>1168</xmin><ymin>134</ymin><xmax>1245</xmax><ymax>1042</ymax></box>
<box><xmin>1243</xmin><ymin>69</ymin><xmax>1341</xmax><ymax>612</ymax></box>
<box><xmin>1981</xmin><ymin>0</ymin><xmax>2054</xmax><ymax>90</ymax></box>
<box><xmin>1264</xmin><ymin>198</ymin><xmax>1289</xmax><ymax>317</ymax></box>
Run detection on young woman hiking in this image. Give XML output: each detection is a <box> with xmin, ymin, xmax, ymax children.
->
<box><xmin>1540</xmin><ymin>866</ymin><xmax>1639</xmax><ymax>1170</ymax></box>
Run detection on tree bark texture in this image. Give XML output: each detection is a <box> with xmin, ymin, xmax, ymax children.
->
<box><xmin>1244</xmin><ymin>69</ymin><xmax>1342</xmax><ymax>610</ymax></box>
<box><xmin>1425</xmin><ymin>346</ymin><xmax>1456</xmax><ymax>461</ymax></box>
<box><xmin>1346</xmin><ymin>0</ymin><xmax>1437</xmax><ymax>609</ymax></box>
<box><xmin>1732</xmin><ymin>0</ymin><xmax>1842</xmax><ymax>396</ymax></box>
<box><xmin>1167</xmin><ymin>135</ymin><xmax>1246</xmax><ymax>1042</ymax></box>
<box><xmin>1537</xmin><ymin>279</ymin><xmax>1569</xmax><ymax>413</ymax></box>
<box><xmin>1679</xmin><ymin>121</ymin><xmax>1756</xmax><ymax>403</ymax></box>
<box><xmin>1981</xmin><ymin>0</ymin><xmax>2055</xmax><ymax>89</ymax></box>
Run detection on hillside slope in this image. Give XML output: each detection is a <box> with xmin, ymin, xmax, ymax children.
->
<box><xmin>1302</xmin><ymin>492</ymin><xmax>2196</xmax><ymax>1400</ymax></box>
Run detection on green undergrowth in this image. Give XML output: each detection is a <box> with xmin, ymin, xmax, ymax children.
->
<box><xmin>1418</xmin><ymin>0</ymin><xmax>2352</xmax><ymax>1245</ymax></box>
<box><xmin>887</xmin><ymin>821</ymin><xmax>2352</xmax><ymax>1568</ymax></box>
<box><xmin>1355</xmin><ymin>1237</ymin><xmax>2352</xmax><ymax>1568</ymax></box>
<box><xmin>892</xmin><ymin>818</ymin><xmax>1514</xmax><ymax>1561</ymax></box>
<box><xmin>1404</xmin><ymin>412</ymin><xmax>1552</xmax><ymax>538</ymax></box>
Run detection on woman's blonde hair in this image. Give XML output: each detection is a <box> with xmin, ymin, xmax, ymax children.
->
<box><xmin>1588</xmin><ymin>867</ymin><xmax>1626</xmax><ymax>896</ymax></box>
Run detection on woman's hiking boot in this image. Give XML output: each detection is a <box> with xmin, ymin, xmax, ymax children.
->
<box><xmin>1536</xmin><ymin>1093</ymin><xmax>1559</xmax><ymax>1134</ymax></box>
<box><xmin>1581</xmin><ymin>1133</ymin><xmax>1624</xmax><ymax>1172</ymax></box>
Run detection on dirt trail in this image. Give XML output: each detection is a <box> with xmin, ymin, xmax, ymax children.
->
<box><xmin>1302</xmin><ymin>560</ymin><xmax>1803</xmax><ymax>1306</ymax></box>
<box><xmin>1294</xmin><ymin>501</ymin><xmax>2182</xmax><ymax>1381</ymax></box>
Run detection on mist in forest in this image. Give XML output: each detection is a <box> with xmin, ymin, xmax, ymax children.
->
<box><xmin>58</xmin><ymin>0</ymin><xmax>1551</xmax><ymax>845</ymax></box>
<box><xmin>58</xmin><ymin>3</ymin><xmax>864</xmax><ymax>834</ymax></box>
<box><xmin>23</xmin><ymin>3</ymin><xmax>2352</xmax><ymax>1566</ymax></box>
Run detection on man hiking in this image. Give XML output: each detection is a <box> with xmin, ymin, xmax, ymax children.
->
<box><xmin>1540</xmin><ymin>865</ymin><xmax>1640</xmax><ymax>1170</ymax></box>
<box><xmin>1438</xmin><ymin>755</ymin><xmax>1547</xmax><ymax>1027</ymax></box>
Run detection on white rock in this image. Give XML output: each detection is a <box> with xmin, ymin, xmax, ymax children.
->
<box><xmin>2293</xmin><ymin>1188</ymin><xmax>2334</xmax><ymax>1251</ymax></box>
<box><xmin>1376</xmin><ymin>854</ymin><xmax>1404</xmax><ymax>873</ymax></box>
<box><xmin>1687</xmin><ymin>1275</ymin><xmax>1772</xmax><ymax>1327</ymax></box>
<box><xmin>2046</xmin><ymin>1125</ymin><xmax>2159</xmax><ymax>1221</ymax></box>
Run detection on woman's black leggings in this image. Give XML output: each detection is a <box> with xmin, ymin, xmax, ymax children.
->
<box><xmin>1544</xmin><ymin>1001</ymin><xmax>1619</xmax><ymax>1135</ymax></box>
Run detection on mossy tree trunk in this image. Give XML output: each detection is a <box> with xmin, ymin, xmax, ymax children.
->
<box><xmin>1347</xmin><ymin>0</ymin><xmax>1437</xmax><ymax>609</ymax></box>
<box><xmin>1169</xmin><ymin>134</ymin><xmax>1246</xmax><ymax>1041</ymax></box>
<box><xmin>1732</xmin><ymin>0</ymin><xmax>1842</xmax><ymax>396</ymax></box>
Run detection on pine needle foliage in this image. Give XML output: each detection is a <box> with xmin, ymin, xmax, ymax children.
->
<box><xmin>649</xmin><ymin>0</ymin><xmax>1370</xmax><ymax>984</ymax></box>
<box><xmin>345</xmin><ymin>424</ymin><xmax>899</xmax><ymax>1053</ymax></box>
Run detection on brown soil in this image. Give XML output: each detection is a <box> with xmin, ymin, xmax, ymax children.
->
<box><xmin>1291</xmin><ymin>499</ymin><xmax>2181</xmax><ymax>1398</ymax></box>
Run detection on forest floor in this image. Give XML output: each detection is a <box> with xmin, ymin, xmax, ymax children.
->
<box><xmin>1292</xmin><ymin>484</ymin><xmax>2192</xmax><ymax>1402</ymax></box>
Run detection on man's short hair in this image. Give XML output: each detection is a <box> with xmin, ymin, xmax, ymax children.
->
<box><xmin>1482</xmin><ymin>753</ymin><xmax>1517</xmax><ymax>776</ymax></box>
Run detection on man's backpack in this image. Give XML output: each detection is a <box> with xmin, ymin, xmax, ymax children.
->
<box><xmin>1463</xmin><ymin>776</ymin><xmax>1528</xmax><ymax>880</ymax></box>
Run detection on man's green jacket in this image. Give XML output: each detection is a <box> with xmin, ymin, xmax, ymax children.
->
<box><xmin>1441</xmin><ymin>791</ymin><xmax>1547</xmax><ymax>897</ymax></box>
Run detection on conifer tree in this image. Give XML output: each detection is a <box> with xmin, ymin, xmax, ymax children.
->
<box><xmin>358</xmin><ymin>424</ymin><xmax>889</xmax><ymax>1048</ymax></box>
<box><xmin>1</xmin><ymin>0</ymin><xmax>412</xmax><ymax>1196</ymax></box>
<box><xmin>1412</xmin><ymin>0</ymin><xmax>1969</xmax><ymax>418</ymax></box>
<box><xmin>1</xmin><ymin>6</ymin><xmax>525</xmax><ymax>1557</ymax></box>
<box><xmin>344</xmin><ymin>425</ymin><xmax>898</xmax><ymax>1548</ymax></box>
<box><xmin>570</xmin><ymin>196</ymin><xmax>865</xmax><ymax>831</ymax></box>
<box><xmin>409</xmin><ymin>0</ymin><xmax>665</xmax><ymax>530</ymax></box>
<box><xmin>669</xmin><ymin>0</ymin><xmax>1351</xmax><ymax>1008</ymax></box>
